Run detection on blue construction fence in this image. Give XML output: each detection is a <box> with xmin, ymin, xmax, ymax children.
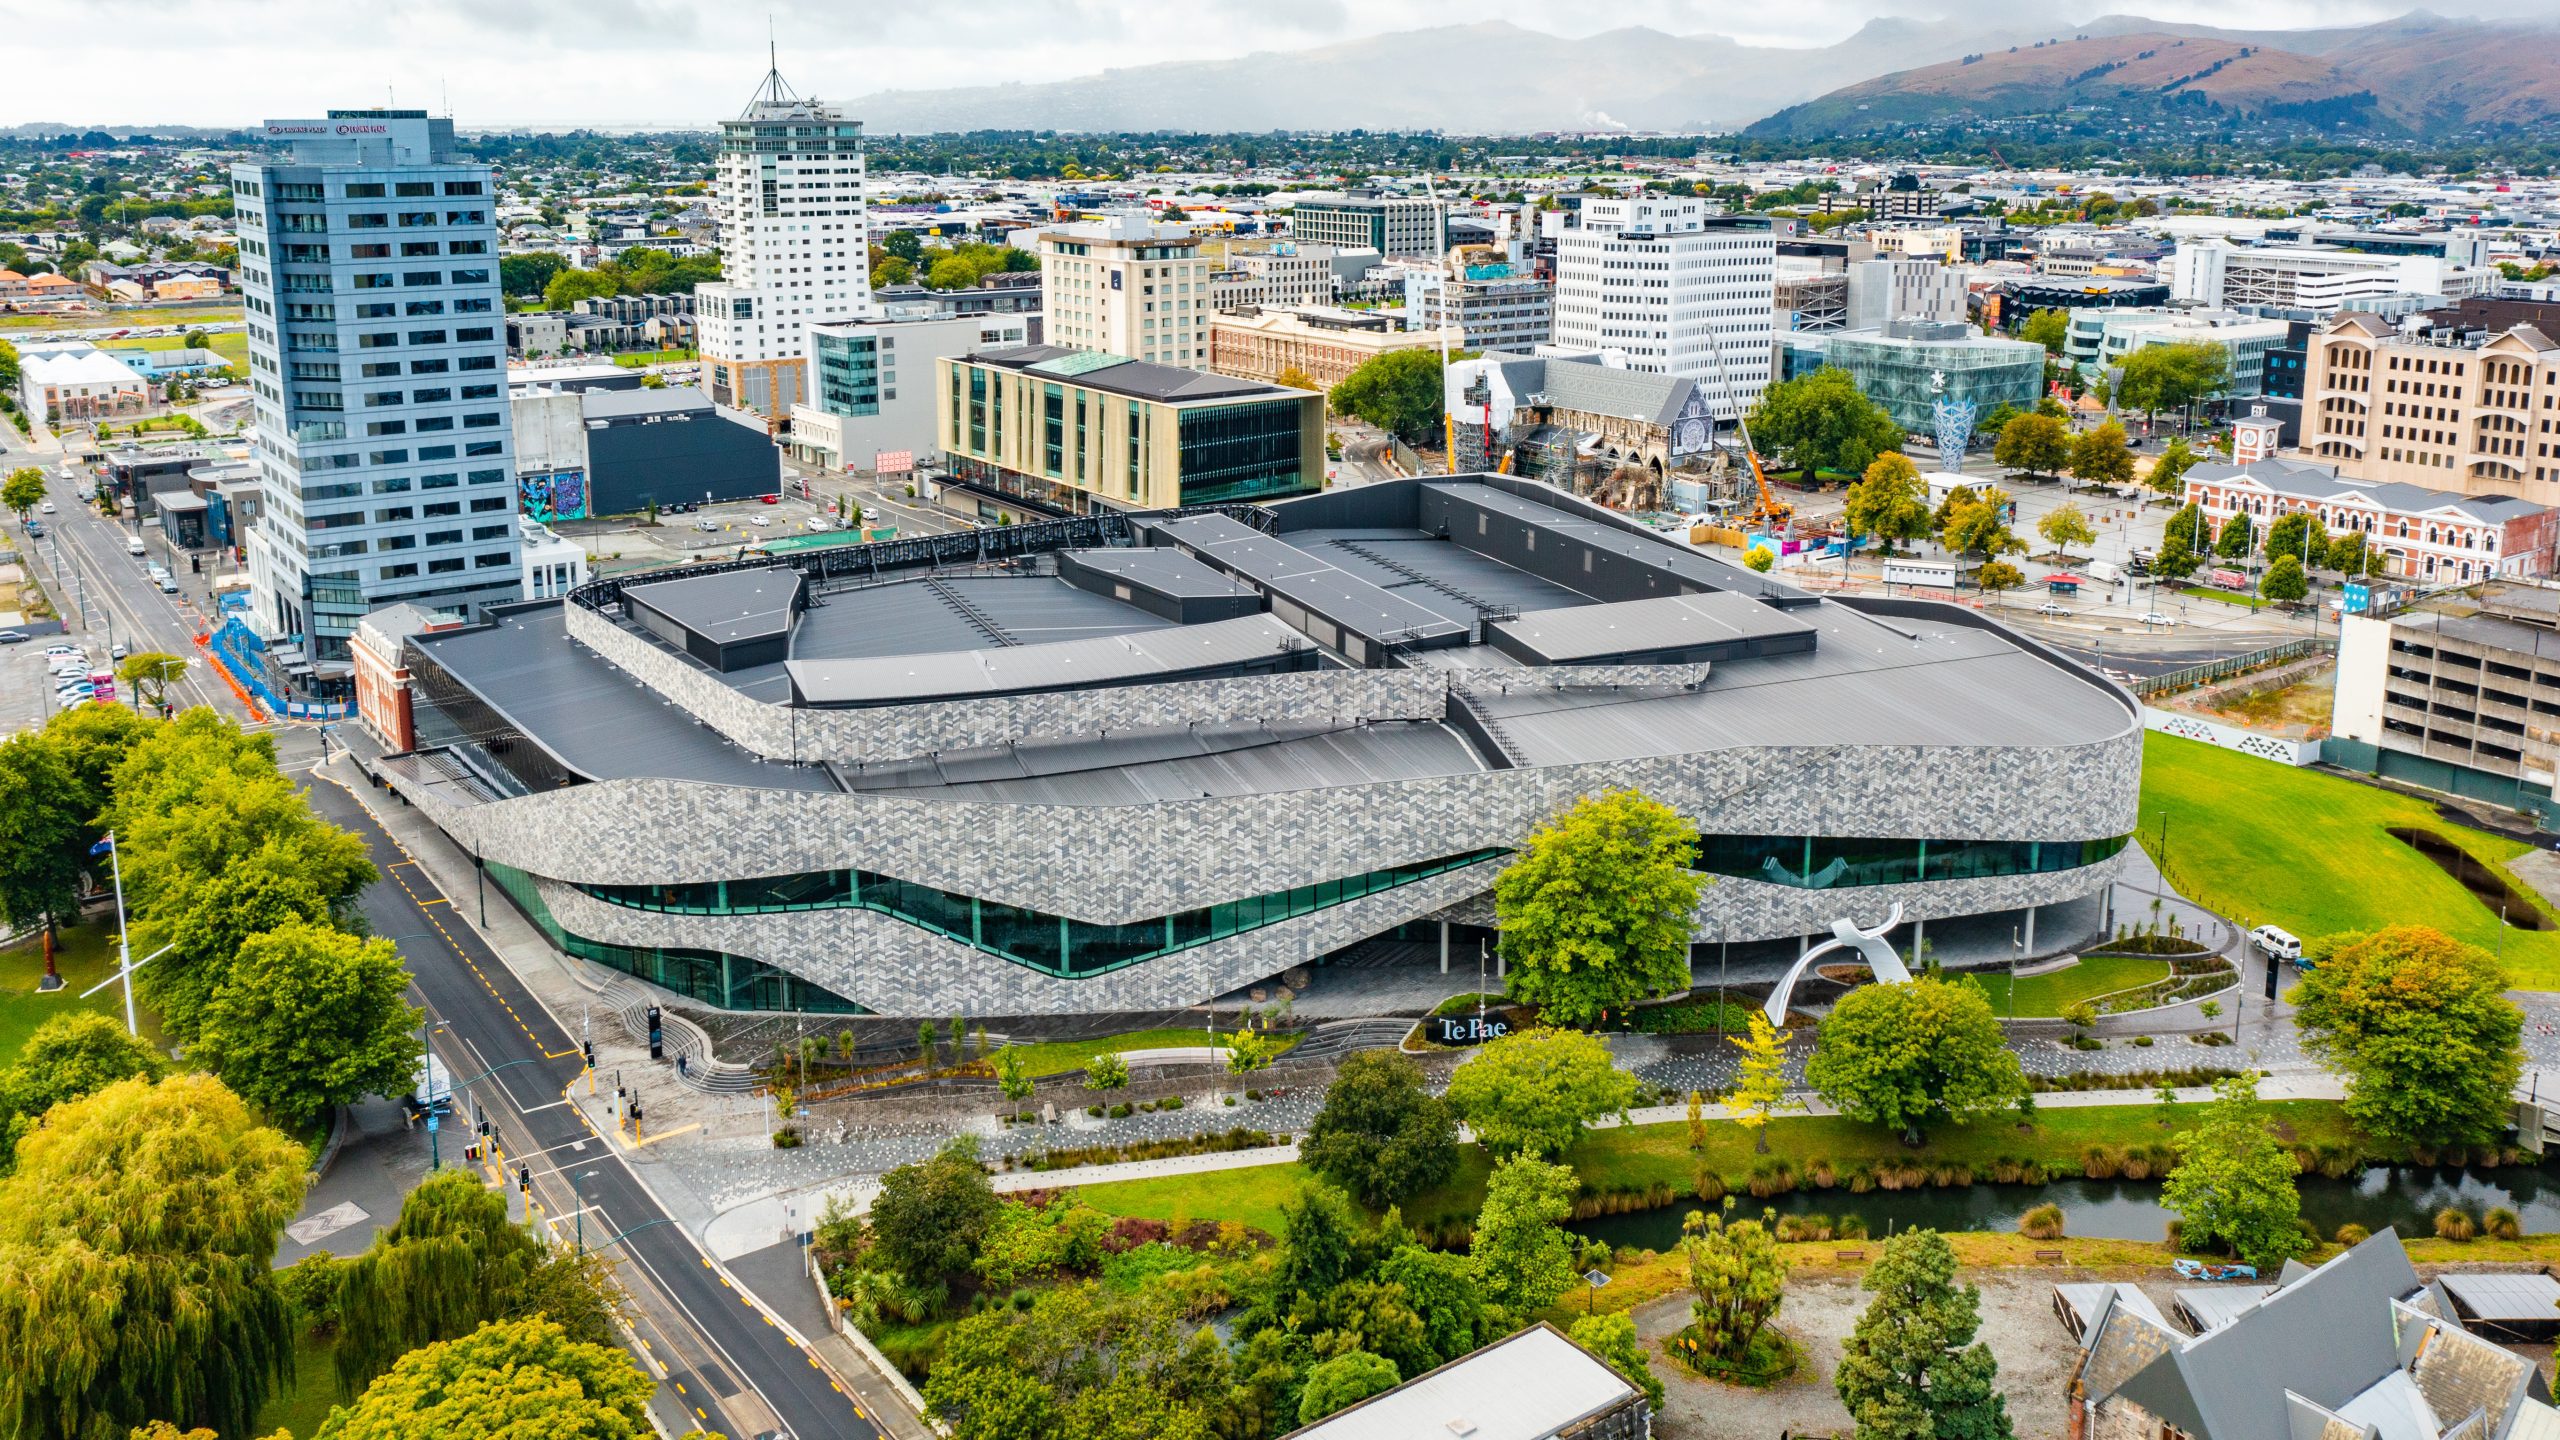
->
<box><xmin>205</xmin><ymin>603</ymin><xmax>354</xmax><ymax>722</ymax></box>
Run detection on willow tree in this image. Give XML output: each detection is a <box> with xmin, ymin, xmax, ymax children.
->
<box><xmin>334</xmin><ymin>1170</ymin><xmax>619</xmax><ymax>1393</ymax></box>
<box><xmin>313</xmin><ymin>1316</ymin><xmax>653</xmax><ymax>1440</ymax></box>
<box><xmin>0</xmin><ymin>1075</ymin><xmax>306</xmax><ymax>1440</ymax></box>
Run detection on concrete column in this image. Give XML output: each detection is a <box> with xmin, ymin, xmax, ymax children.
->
<box><xmin>2024</xmin><ymin>904</ymin><xmax>2038</xmax><ymax>956</ymax></box>
<box><xmin>1439</xmin><ymin>921</ymin><xmax>1450</xmax><ymax>975</ymax></box>
<box><xmin>1496</xmin><ymin>948</ymin><xmax>1506</xmax><ymax>980</ymax></box>
<box><xmin>1913</xmin><ymin>917</ymin><xmax>1925</xmax><ymax>966</ymax></box>
<box><xmin>1799</xmin><ymin>933</ymin><xmax>1811</xmax><ymax>960</ymax></box>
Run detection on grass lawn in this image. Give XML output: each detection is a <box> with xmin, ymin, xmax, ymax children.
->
<box><xmin>998</xmin><ymin>1027</ymin><xmax>1300</xmax><ymax>1080</ymax></box>
<box><xmin>2177</xmin><ymin>585</ymin><xmax>2271</xmax><ymax>609</ymax></box>
<box><xmin>0</xmin><ymin>304</ymin><xmax>243</xmax><ymax>332</ymax></box>
<box><xmin>2138</xmin><ymin>731</ymin><xmax>2560</xmax><ymax>987</ymax></box>
<box><xmin>0</xmin><ymin>923</ymin><xmax>167</xmax><ymax>1067</ymax></box>
<box><xmin>254</xmin><ymin>1330</ymin><xmax>342</xmax><ymax>1439</ymax></box>
<box><xmin>1967</xmin><ymin>954</ymin><xmax>2173</xmax><ymax>1017</ymax></box>
<box><xmin>612</xmin><ymin>347</ymin><xmax>698</xmax><ymax>367</ymax></box>
<box><xmin>104</xmin><ymin>330</ymin><xmax>250</xmax><ymax>373</ymax></box>
<box><xmin>1068</xmin><ymin>1099</ymin><xmax>2371</xmax><ymax>1234</ymax></box>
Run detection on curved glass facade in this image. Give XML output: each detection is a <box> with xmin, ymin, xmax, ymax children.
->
<box><xmin>571</xmin><ymin>849</ymin><xmax>1509</xmax><ymax>980</ymax></box>
<box><xmin>1687</xmin><ymin>834</ymin><xmax>2130</xmax><ymax>890</ymax></box>
<box><xmin>486</xmin><ymin>862</ymin><xmax>867</xmax><ymax>1013</ymax></box>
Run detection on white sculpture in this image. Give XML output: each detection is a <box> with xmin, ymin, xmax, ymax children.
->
<box><xmin>1764</xmin><ymin>902</ymin><xmax>1911</xmax><ymax>1026</ymax></box>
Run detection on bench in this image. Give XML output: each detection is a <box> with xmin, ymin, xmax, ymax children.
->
<box><xmin>1835</xmin><ymin>1249</ymin><xmax>1866</xmax><ymax>1262</ymax></box>
<box><xmin>2036</xmin><ymin>1249</ymin><xmax>2067</xmax><ymax>1263</ymax></box>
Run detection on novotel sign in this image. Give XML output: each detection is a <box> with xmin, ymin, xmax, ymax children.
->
<box><xmin>1430</xmin><ymin>1015</ymin><xmax>1511</xmax><ymax>1046</ymax></box>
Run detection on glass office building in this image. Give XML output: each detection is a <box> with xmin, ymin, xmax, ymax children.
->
<box><xmin>1822</xmin><ymin>320</ymin><xmax>2046</xmax><ymax>434</ymax></box>
<box><xmin>232</xmin><ymin>110</ymin><xmax>518</xmax><ymax>662</ymax></box>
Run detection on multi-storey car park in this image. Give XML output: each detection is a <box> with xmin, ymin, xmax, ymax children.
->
<box><xmin>367</xmin><ymin>474</ymin><xmax>2143</xmax><ymax>1018</ymax></box>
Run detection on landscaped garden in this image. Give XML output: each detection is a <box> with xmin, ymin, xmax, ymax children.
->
<box><xmin>2138</xmin><ymin>730</ymin><xmax>2560</xmax><ymax>987</ymax></box>
<box><xmin>0</xmin><ymin>922</ymin><xmax>164</xmax><ymax>1066</ymax></box>
<box><xmin>1947</xmin><ymin>954</ymin><xmax>2174</xmax><ymax>1019</ymax></box>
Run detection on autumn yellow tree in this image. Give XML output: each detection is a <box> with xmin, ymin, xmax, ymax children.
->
<box><xmin>1727</xmin><ymin>1012</ymin><xmax>1796</xmax><ymax>1154</ymax></box>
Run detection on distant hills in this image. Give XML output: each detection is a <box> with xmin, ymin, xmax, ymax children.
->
<box><xmin>1747</xmin><ymin>13</ymin><xmax>2560</xmax><ymax>140</ymax></box>
<box><xmin>845</xmin><ymin>11</ymin><xmax>2560</xmax><ymax>140</ymax></box>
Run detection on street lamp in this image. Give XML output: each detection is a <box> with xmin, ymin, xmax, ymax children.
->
<box><xmin>74</xmin><ymin>832</ymin><xmax>159</xmax><ymax>1035</ymax></box>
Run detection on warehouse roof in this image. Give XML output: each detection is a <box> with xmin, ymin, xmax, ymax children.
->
<box><xmin>623</xmin><ymin>566</ymin><xmax>800</xmax><ymax>647</ymax></box>
<box><xmin>1491</xmin><ymin>591</ymin><xmax>1816</xmax><ymax>664</ymax></box>
<box><xmin>786</xmin><ymin>613</ymin><xmax>1308</xmax><ymax>707</ymax></box>
<box><xmin>1280</xmin><ymin>1324</ymin><xmax>1637</xmax><ymax>1440</ymax></box>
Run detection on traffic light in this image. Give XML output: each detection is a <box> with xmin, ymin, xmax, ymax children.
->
<box><xmin>582</xmin><ymin>1039</ymin><xmax>595</xmax><ymax>1068</ymax></box>
<box><xmin>518</xmin><ymin>1165</ymin><xmax>531</xmax><ymax>1194</ymax></box>
<box><xmin>646</xmin><ymin>1005</ymin><xmax>663</xmax><ymax>1060</ymax></box>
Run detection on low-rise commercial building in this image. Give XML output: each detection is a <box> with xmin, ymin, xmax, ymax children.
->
<box><xmin>787</xmin><ymin>307</ymin><xmax>1033</xmax><ymax>473</ymax></box>
<box><xmin>18</xmin><ymin>344</ymin><xmax>148</xmax><ymax>425</ymax></box>
<box><xmin>936</xmin><ymin>344</ymin><xmax>1323</xmax><ymax>514</ymax></box>
<box><xmin>1402</xmin><ymin>255</ymin><xmax>1554</xmax><ymax>352</ymax></box>
<box><xmin>2301</xmin><ymin>312</ymin><xmax>2560</xmax><ymax>504</ymax></box>
<box><xmin>2172</xmin><ymin>239</ymin><xmax>2494</xmax><ymax>314</ymax></box>
<box><xmin>2063</xmin><ymin>308</ymin><xmax>2292</xmax><ymax>399</ymax></box>
<box><xmin>1208</xmin><ymin>306</ymin><xmax>1459</xmax><ymax>392</ymax></box>
<box><xmin>504</xmin><ymin>382</ymin><xmax>780</xmax><ymax>520</ymax></box>
<box><xmin>1288</xmin><ymin>191</ymin><xmax>1441</xmax><ymax>260</ymax></box>
<box><xmin>1209</xmin><ymin>243</ymin><xmax>1374</xmax><ymax>311</ymax></box>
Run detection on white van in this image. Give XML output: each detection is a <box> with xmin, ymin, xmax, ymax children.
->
<box><xmin>2249</xmin><ymin>925</ymin><xmax>2303</xmax><ymax>963</ymax></box>
<box><xmin>126</xmin><ymin>537</ymin><xmax>148</xmax><ymax>557</ymax></box>
<box><xmin>2087</xmin><ymin>560</ymin><xmax>2125</xmax><ymax>585</ymax></box>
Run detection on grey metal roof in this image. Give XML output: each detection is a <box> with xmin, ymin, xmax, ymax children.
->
<box><xmin>581</xmin><ymin>384</ymin><xmax>715</xmax><ymax>420</ymax></box>
<box><xmin>967</xmin><ymin>344</ymin><xmax>1284</xmax><ymax>403</ymax></box>
<box><xmin>2057</xmin><ymin>1282</ymin><xmax>2170</xmax><ymax>1336</ymax></box>
<box><xmin>1151</xmin><ymin>514</ymin><xmax>1471</xmax><ymax>650</ymax></box>
<box><xmin>410</xmin><ymin>605</ymin><xmax>838</xmax><ymax>792</ymax></box>
<box><xmin>624</xmin><ymin>566</ymin><xmax>800</xmax><ymax>646</ymax></box>
<box><xmin>1467</xmin><ymin>600</ymin><xmax>2130</xmax><ymax>762</ymax></box>
<box><xmin>1279</xmin><ymin>1323</ymin><xmax>1636</xmax><ymax>1440</ymax></box>
<box><xmin>2436</xmin><ymin>1273</ymin><xmax>2560</xmax><ymax>1324</ymax></box>
<box><xmin>2175</xmin><ymin>1286</ymin><xmax>2279</xmax><ymax>1334</ymax></box>
<box><xmin>1286</xmin><ymin>528</ymin><xmax>1598</xmax><ymax>623</ymax></box>
<box><xmin>1492</xmin><ymin>591</ymin><xmax>1816</xmax><ymax>664</ymax></box>
<box><xmin>1057</xmin><ymin>547</ymin><xmax>1253</xmax><ymax>599</ymax></box>
<box><xmin>860</xmin><ymin>718</ymin><xmax>1484</xmax><ymax>806</ymax></box>
<box><xmin>785</xmin><ymin>614</ymin><xmax>1306</xmax><ymax>707</ymax></box>
<box><xmin>2189</xmin><ymin>459</ymin><xmax>2548</xmax><ymax>523</ymax></box>
<box><xmin>1471</xmin><ymin>351</ymin><xmax>1696</xmax><ymax>429</ymax></box>
<box><xmin>1418</xmin><ymin>481</ymin><xmax>1802</xmax><ymax>603</ymax></box>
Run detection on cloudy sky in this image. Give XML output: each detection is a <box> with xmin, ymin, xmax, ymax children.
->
<box><xmin>1</xmin><ymin>0</ymin><xmax>2548</xmax><ymax>128</ymax></box>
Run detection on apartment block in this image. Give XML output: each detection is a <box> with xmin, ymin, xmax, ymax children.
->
<box><xmin>694</xmin><ymin>66</ymin><xmax>870</xmax><ymax>418</ymax></box>
<box><xmin>1552</xmin><ymin>197</ymin><xmax>1774</xmax><ymax>422</ymax></box>
<box><xmin>1040</xmin><ymin>214</ymin><xmax>1211</xmax><ymax>366</ymax></box>
<box><xmin>1208</xmin><ymin>243</ymin><xmax>1374</xmax><ymax>310</ymax></box>
<box><xmin>2303</xmin><ymin>311</ymin><xmax>2560</xmax><ymax>504</ymax></box>
<box><xmin>231</xmin><ymin>109</ymin><xmax>517</xmax><ymax>663</ymax></box>
<box><xmin>1402</xmin><ymin>255</ymin><xmax>1555</xmax><ymax>352</ymax></box>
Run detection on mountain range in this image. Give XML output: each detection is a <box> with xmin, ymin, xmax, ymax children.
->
<box><xmin>846</xmin><ymin>11</ymin><xmax>2560</xmax><ymax>139</ymax></box>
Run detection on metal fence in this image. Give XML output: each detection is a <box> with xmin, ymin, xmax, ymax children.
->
<box><xmin>2131</xmin><ymin>637</ymin><xmax>2328</xmax><ymax>698</ymax></box>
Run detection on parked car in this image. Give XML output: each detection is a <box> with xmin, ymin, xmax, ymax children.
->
<box><xmin>757</xmin><ymin>493</ymin><xmax>780</xmax><ymax>504</ymax></box>
<box><xmin>804</xmin><ymin>517</ymin><xmax>833</xmax><ymax>532</ymax></box>
<box><xmin>2139</xmin><ymin>611</ymin><xmax>2179</xmax><ymax>627</ymax></box>
<box><xmin>42</xmin><ymin>644</ymin><xmax>81</xmax><ymax>659</ymax></box>
<box><xmin>0</xmin><ymin>630</ymin><xmax>27</xmax><ymax>644</ymax></box>
<box><xmin>2036</xmin><ymin>601</ymin><xmax>2070</xmax><ymax>617</ymax></box>
<box><xmin>109</xmin><ymin>642</ymin><xmax>128</xmax><ymax>660</ymax></box>
<box><xmin>24</xmin><ymin>522</ymin><xmax>41</xmax><ymax>538</ymax></box>
<box><xmin>694</xmin><ymin>519</ymin><xmax>719</xmax><ymax>532</ymax></box>
<box><xmin>749</xmin><ymin>514</ymin><xmax>771</xmax><ymax>528</ymax></box>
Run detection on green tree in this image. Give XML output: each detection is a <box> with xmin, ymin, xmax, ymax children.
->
<box><xmin>1443</xmin><ymin>1027</ymin><xmax>1639</xmax><ymax>1159</ymax></box>
<box><xmin>2263</xmin><ymin>511</ymin><xmax>2328</xmax><ymax>571</ymax></box>
<box><xmin>1683</xmin><ymin>1201</ymin><xmax>1787</xmax><ymax>1365</ymax></box>
<box><xmin>2260</xmin><ymin>554</ymin><xmax>2309</xmax><ymax>604</ymax></box>
<box><xmin>2036</xmin><ymin>502</ymin><xmax>2096</xmax><ymax>558</ymax></box>
<box><xmin>1569</xmin><ymin>1312</ymin><xmax>1664</xmax><ymax>1410</ymax></box>
<box><xmin>1492</xmin><ymin>789</ymin><xmax>1702</xmax><ymax>1027</ymax></box>
<box><xmin>2</xmin><ymin>465</ymin><xmax>42</xmax><ymax>521</ymax></box>
<box><xmin>2118</xmin><ymin>341</ymin><xmax>2231</xmax><ymax>424</ymax></box>
<box><xmin>1727</xmin><ymin>1012</ymin><xmax>1795</xmax><ymax>1154</ymax></box>
<box><xmin>1976</xmin><ymin>560</ymin><xmax>2026</xmax><ymax>600</ymax></box>
<box><xmin>1992</xmin><ymin>413</ymin><xmax>2069</xmax><ymax>479</ymax></box>
<box><xmin>1327</xmin><ymin>348</ymin><xmax>1444</xmax><ymax>445</ymax></box>
<box><xmin>0</xmin><ymin>1075</ymin><xmax>305</xmax><ymax>1440</ymax></box>
<box><xmin>1844</xmin><ymin>453</ymin><xmax>1931</xmax><ymax>551</ymax></box>
<box><xmin>115</xmin><ymin>651</ymin><xmax>188</xmax><ymax>711</ymax></box>
<box><xmin>498</xmin><ymin>252</ymin><xmax>565</xmax><ymax>298</ymax></box>
<box><xmin>312</xmin><ymin>1316</ymin><xmax>652</xmax><ymax>1440</ymax></box>
<box><xmin>1302</xmin><ymin>1051</ymin><xmax>1459</xmax><ymax>1209</ymax></box>
<box><xmin>881</xmin><ymin>230</ymin><xmax>925</xmax><ymax>264</ymax></box>
<box><xmin>191</xmin><ymin>919</ymin><xmax>422</xmax><ymax>1131</ymax></box>
<box><xmin>0</xmin><ymin>1011</ymin><xmax>163</xmax><ymax>1159</ymax></box>
<box><xmin>1470</xmin><ymin>1154</ymin><xmax>1581</xmax><ymax>1319</ymax></box>
<box><xmin>2327</xmin><ymin>528</ymin><xmax>2385</xmax><ymax>577</ymax></box>
<box><xmin>2214</xmin><ymin>512</ymin><xmax>2254</xmax><ymax>560</ymax></box>
<box><xmin>926</xmin><ymin>1284</ymin><xmax>1220</xmax><ymax>1440</ymax></box>
<box><xmin>1806</xmin><ymin>977</ymin><xmax>2027</xmax><ymax>1143</ymax></box>
<box><xmin>1379</xmin><ymin>1245</ymin><xmax>1494</xmax><ymax>1366</ymax></box>
<box><xmin>2068</xmin><ymin>420</ymin><xmax>2134</xmax><ymax>490</ymax></box>
<box><xmin>1834</xmin><ymin>1229</ymin><xmax>2014</xmax><ymax>1440</ymax></box>
<box><xmin>1937</xmin><ymin>488</ymin><xmax>2026</xmax><ymax>583</ymax></box>
<box><xmin>1297</xmin><ymin>1351</ymin><xmax>1400</xmax><ymax>1425</ymax></box>
<box><xmin>1083</xmin><ymin>1051</ymin><xmax>1130</xmax><ymax>1102</ymax></box>
<box><xmin>2160</xmin><ymin>1073</ymin><xmax>2306</xmax><ymax>1269</ymax></box>
<box><xmin>1745</xmin><ymin>366</ymin><xmax>1903</xmax><ymax>477</ymax></box>
<box><xmin>1273</xmin><ymin>1180</ymin><xmax>1360</xmax><ymax>1304</ymax></box>
<box><xmin>994</xmin><ymin>1048</ymin><xmax>1033</xmax><ymax>1109</ymax></box>
<box><xmin>0</xmin><ymin>730</ymin><xmax>86</xmax><ymax>939</ymax></box>
<box><xmin>1744</xmin><ymin>546</ymin><xmax>1776</xmax><ymax>573</ymax></box>
<box><xmin>870</xmin><ymin>1135</ymin><xmax>999</xmax><ymax>1296</ymax></box>
<box><xmin>334</xmin><ymin>1167</ymin><xmax>620</xmax><ymax>1391</ymax></box>
<box><xmin>871</xmin><ymin>255</ymin><xmax>916</xmax><ymax>288</ymax></box>
<box><xmin>2149</xmin><ymin>436</ymin><xmax>2203</xmax><ymax>496</ymax></box>
<box><xmin>2294</xmin><ymin>927</ymin><xmax>2523</xmax><ymax>1147</ymax></box>
<box><xmin>2016</xmin><ymin>309</ymin><xmax>2068</xmax><ymax>354</ymax></box>
<box><xmin>1223</xmin><ymin>1028</ymin><xmax>1276</xmax><ymax>1089</ymax></box>
<box><xmin>541</xmin><ymin>267</ymin><xmax>622</xmax><ymax>310</ymax></box>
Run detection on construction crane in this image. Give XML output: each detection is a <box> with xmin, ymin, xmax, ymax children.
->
<box><xmin>1698</xmin><ymin>314</ymin><xmax>1792</xmax><ymax>530</ymax></box>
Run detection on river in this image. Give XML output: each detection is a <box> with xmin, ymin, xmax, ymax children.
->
<box><xmin>1571</xmin><ymin>1160</ymin><xmax>2560</xmax><ymax>1250</ymax></box>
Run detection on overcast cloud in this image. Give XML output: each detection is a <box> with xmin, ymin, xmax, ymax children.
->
<box><xmin>2</xmin><ymin>0</ymin><xmax>2552</xmax><ymax>128</ymax></box>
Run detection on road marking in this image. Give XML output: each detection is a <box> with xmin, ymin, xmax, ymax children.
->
<box><xmin>285</xmin><ymin>1200</ymin><xmax>371</xmax><ymax>1246</ymax></box>
<box><xmin>414</xmin><ymin>897</ymin><xmax>450</xmax><ymax>907</ymax></box>
<box><xmin>630</xmin><ymin>1122</ymin><xmax>701</xmax><ymax>1148</ymax></box>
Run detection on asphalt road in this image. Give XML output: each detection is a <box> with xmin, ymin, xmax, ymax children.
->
<box><xmin>303</xmin><ymin>762</ymin><xmax>876</xmax><ymax>1440</ymax></box>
